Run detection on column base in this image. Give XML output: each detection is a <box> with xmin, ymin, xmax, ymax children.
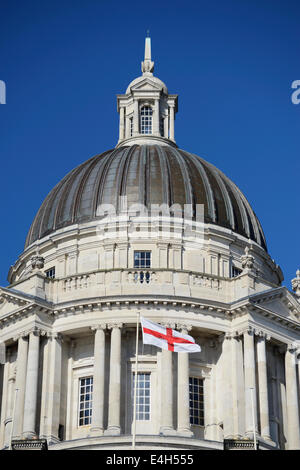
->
<box><xmin>43</xmin><ymin>435</ymin><xmax>61</xmax><ymax>445</ymax></box>
<box><xmin>90</xmin><ymin>427</ymin><xmax>104</xmax><ymax>436</ymax></box>
<box><xmin>177</xmin><ymin>428</ymin><xmax>193</xmax><ymax>438</ymax></box>
<box><xmin>22</xmin><ymin>431</ymin><xmax>37</xmax><ymax>439</ymax></box>
<box><xmin>159</xmin><ymin>426</ymin><xmax>177</xmax><ymax>436</ymax></box>
<box><xmin>104</xmin><ymin>426</ymin><xmax>121</xmax><ymax>436</ymax></box>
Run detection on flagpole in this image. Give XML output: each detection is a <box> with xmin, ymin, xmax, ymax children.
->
<box><xmin>132</xmin><ymin>312</ymin><xmax>140</xmax><ymax>450</ymax></box>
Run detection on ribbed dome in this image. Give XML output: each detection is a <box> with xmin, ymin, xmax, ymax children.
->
<box><xmin>25</xmin><ymin>145</ymin><xmax>267</xmax><ymax>250</ymax></box>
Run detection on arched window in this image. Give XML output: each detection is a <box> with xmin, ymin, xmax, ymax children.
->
<box><xmin>140</xmin><ymin>106</ymin><xmax>152</xmax><ymax>134</ymax></box>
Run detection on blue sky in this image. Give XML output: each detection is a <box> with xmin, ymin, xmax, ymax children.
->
<box><xmin>0</xmin><ymin>0</ymin><xmax>299</xmax><ymax>287</ymax></box>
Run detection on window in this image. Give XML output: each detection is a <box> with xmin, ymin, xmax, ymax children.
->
<box><xmin>130</xmin><ymin>117</ymin><xmax>133</xmax><ymax>137</ymax></box>
<box><xmin>45</xmin><ymin>267</ymin><xmax>55</xmax><ymax>279</ymax></box>
<box><xmin>134</xmin><ymin>251</ymin><xmax>151</xmax><ymax>269</ymax></box>
<box><xmin>140</xmin><ymin>106</ymin><xmax>152</xmax><ymax>134</ymax></box>
<box><xmin>132</xmin><ymin>373</ymin><xmax>151</xmax><ymax>421</ymax></box>
<box><xmin>231</xmin><ymin>266</ymin><xmax>242</xmax><ymax>278</ymax></box>
<box><xmin>189</xmin><ymin>377</ymin><xmax>204</xmax><ymax>426</ymax></box>
<box><xmin>160</xmin><ymin>117</ymin><xmax>164</xmax><ymax>136</ymax></box>
<box><xmin>78</xmin><ymin>377</ymin><xmax>93</xmax><ymax>426</ymax></box>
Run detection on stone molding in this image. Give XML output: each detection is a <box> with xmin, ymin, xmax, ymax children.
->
<box><xmin>13</xmin><ymin>327</ymin><xmax>53</xmax><ymax>342</ymax></box>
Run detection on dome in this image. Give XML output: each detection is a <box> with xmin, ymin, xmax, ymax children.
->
<box><xmin>25</xmin><ymin>144</ymin><xmax>267</xmax><ymax>251</ymax></box>
<box><xmin>126</xmin><ymin>75</ymin><xmax>168</xmax><ymax>94</ymax></box>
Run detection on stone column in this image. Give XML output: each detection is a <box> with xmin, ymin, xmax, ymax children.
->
<box><xmin>12</xmin><ymin>334</ymin><xmax>28</xmax><ymax>439</ymax></box>
<box><xmin>169</xmin><ymin>105</ymin><xmax>175</xmax><ymax>141</ymax></box>
<box><xmin>164</xmin><ymin>111</ymin><xmax>169</xmax><ymax>138</ymax></box>
<box><xmin>153</xmin><ymin>99</ymin><xmax>160</xmax><ymax>136</ymax></box>
<box><xmin>90</xmin><ymin>324</ymin><xmax>106</xmax><ymax>435</ymax></box>
<box><xmin>119</xmin><ymin>106</ymin><xmax>125</xmax><ymax>141</ymax></box>
<box><xmin>222</xmin><ymin>333</ymin><xmax>234</xmax><ymax>438</ymax></box>
<box><xmin>22</xmin><ymin>330</ymin><xmax>40</xmax><ymax>438</ymax></box>
<box><xmin>133</xmin><ymin>99</ymin><xmax>139</xmax><ymax>136</ymax></box>
<box><xmin>105</xmin><ymin>322</ymin><xmax>122</xmax><ymax>435</ymax></box>
<box><xmin>177</xmin><ymin>325</ymin><xmax>193</xmax><ymax>437</ymax></box>
<box><xmin>4</xmin><ymin>352</ymin><xmax>15</xmax><ymax>447</ymax></box>
<box><xmin>298</xmin><ymin>350</ymin><xmax>300</xmax><ymax>403</ymax></box>
<box><xmin>243</xmin><ymin>328</ymin><xmax>258</xmax><ymax>438</ymax></box>
<box><xmin>43</xmin><ymin>333</ymin><xmax>63</xmax><ymax>443</ymax></box>
<box><xmin>256</xmin><ymin>334</ymin><xmax>271</xmax><ymax>440</ymax></box>
<box><xmin>160</xmin><ymin>348</ymin><xmax>175</xmax><ymax>435</ymax></box>
<box><xmin>231</xmin><ymin>333</ymin><xmax>244</xmax><ymax>438</ymax></box>
<box><xmin>125</xmin><ymin>116</ymin><xmax>131</xmax><ymax>139</ymax></box>
<box><xmin>285</xmin><ymin>345</ymin><xmax>300</xmax><ymax>449</ymax></box>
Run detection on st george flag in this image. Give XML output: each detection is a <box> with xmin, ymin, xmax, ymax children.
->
<box><xmin>141</xmin><ymin>317</ymin><xmax>201</xmax><ymax>353</ymax></box>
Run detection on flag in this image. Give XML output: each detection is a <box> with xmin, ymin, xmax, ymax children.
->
<box><xmin>141</xmin><ymin>317</ymin><xmax>201</xmax><ymax>353</ymax></box>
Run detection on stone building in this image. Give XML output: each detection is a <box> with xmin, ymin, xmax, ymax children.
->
<box><xmin>0</xmin><ymin>37</ymin><xmax>299</xmax><ymax>450</ymax></box>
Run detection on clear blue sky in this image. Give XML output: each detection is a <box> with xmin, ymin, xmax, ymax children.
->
<box><xmin>0</xmin><ymin>0</ymin><xmax>299</xmax><ymax>287</ymax></box>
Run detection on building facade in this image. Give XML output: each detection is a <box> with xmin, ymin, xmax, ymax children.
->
<box><xmin>0</xmin><ymin>38</ymin><xmax>300</xmax><ymax>450</ymax></box>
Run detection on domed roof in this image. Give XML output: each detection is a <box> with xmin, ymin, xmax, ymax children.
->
<box><xmin>25</xmin><ymin>145</ymin><xmax>267</xmax><ymax>251</ymax></box>
<box><xmin>126</xmin><ymin>75</ymin><xmax>168</xmax><ymax>94</ymax></box>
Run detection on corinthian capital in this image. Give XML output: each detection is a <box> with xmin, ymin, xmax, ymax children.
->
<box><xmin>176</xmin><ymin>322</ymin><xmax>192</xmax><ymax>333</ymax></box>
<box><xmin>91</xmin><ymin>323</ymin><xmax>107</xmax><ymax>332</ymax></box>
<box><xmin>107</xmin><ymin>322</ymin><xmax>123</xmax><ymax>330</ymax></box>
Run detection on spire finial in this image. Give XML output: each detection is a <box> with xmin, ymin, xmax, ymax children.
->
<box><xmin>141</xmin><ymin>35</ymin><xmax>154</xmax><ymax>75</ymax></box>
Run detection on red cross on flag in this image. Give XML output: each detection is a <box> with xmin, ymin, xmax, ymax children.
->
<box><xmin>141</xmin><ymin>317</ymin><xmax>201</xmax><ymax>353</ymax></box>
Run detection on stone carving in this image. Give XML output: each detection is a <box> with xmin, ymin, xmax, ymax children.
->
<box><xmin>292</xmin><ymin>269</ymin><xmax>300</xmax><ymax>297</ymax></box>
<box><xmin>30</xmin><ymin>255</ymin><xmax>45</xmax><ymax>271</ymax></box>
<box><xmin>241</xmin><ymin>247</ymin><xmax>254</xmax><ymax>271</ymax></box>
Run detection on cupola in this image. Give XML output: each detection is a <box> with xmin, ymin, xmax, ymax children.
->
<box><xmin>116</xmin><ymin>36</ymin><xmax>178</xmax><ymax>147</ymax></box>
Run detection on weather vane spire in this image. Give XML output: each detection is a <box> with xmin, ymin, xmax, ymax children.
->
<box><xmin>141</xmin><ymin>34</ymin><xmax>154</xmax><ymax>75</ymax></box>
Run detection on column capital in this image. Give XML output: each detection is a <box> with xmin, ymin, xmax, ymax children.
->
<box><xmin>287</xmin><ymin>343</ymin><xmax>298</xmax><ymax>354</ymax></box>
<box><xmin>107</xmin><ymin>322</ymin><xmax>123</xmax><ymax>330</ymax></box>
<box><xmin>161</xmin><ymin>321</ymin><xmax>176</xmax><ymax>329</ymax></box>
<box><xmin>13</xmin><ymin>331</ymin><xmax>29</xmax><ymax>342</ymax></box>
<box><xmin>91</xmin><ymin>323</ymin><xmax>107</xmax><ymax>332</ymax></box>
<box><xmin>176</xmin><ymin>322</ymin><xmax>192</xmax><ymax>333</ymax></box>
<box><xmin>47</xmin><ymin>332</ymin><xmax>64</xmax><ymax>342</ymax></box>
<box><xmin>20</xmin><ymin>327</ymin><xmax>47</xmax><ymax>338</ymax></box>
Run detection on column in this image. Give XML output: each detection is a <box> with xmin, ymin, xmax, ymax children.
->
<box><xmin>119</xmin><ymin>106</ymin><xmax>125</xmax><ymax>141</ymax></box>
<box><xmin>4</xmin><ymin>352</ymin><xmax>15</xmax><ymax>447</ymax></box>
<box><xmin>164</xmin><ymin>111</ymin><xmax>169</xmax><ymax>138</ymax></box>
<box><xmin>256</xmin><ymin>334</ymin><xmax>271</xmax><ymax>440</ymax></box>
<box><xmin>105</xmin><ymin>323</ymin><xmax>122</xmax><ymax>435</ymax></box>
<box><xmin>285</xmin><ymin>345</ymin><xmax>300</xmax><ymax>449</ymax></box>
<box><xmin>159</xmin><ymin>324</ymin><xmax>176</xmax><ymax>435</ymax></box>
<box><xmin>169</xmin><ymin>105</ymin><xmax>175</xmax><ymax>141</ymax></box>
<box><xmin>231</xmin><ymin>334</ymin><xmax>245</xmax><ymax>438</ymax></box>
<box><xmin>12</xmin><ymin>334</ymin><xmax>28</xmax><ymax>439</ymax></box>
<box><xmin>222</xmin><ymin>333</ymin><xmax>234</xmax><ymax>438</ymax></box>
<box><xmin>133</xmin><ymin>99</ymin><xmax>139</xmax><ymax>136</ymax></box>
<box><xmin>90</xmin><ymin>324</ymin><xmax>106</xmax><ymax>435</ymax></box>
<box><xmin>153</xmin><ymin>99</ymin><xmax>160</xmax><ymax>136</ymax></box>
<box><xmin>22</xmin><ymin>330</ymin><xmax>40</xmax><ymax>438</ymax></box>
<box><xmin>125</xmin><ymin>116</ymin><xmax>131</xmax><ymax>139</ymax></box>
<box><xmin>160</xmin><ymin>350</ymin><xmax>174</xmax><ymax>434</ymax></box>
<box><xmin>177</xmin><ymin>325</ymin><xmax>193</xmax><ymax>437</ymax></box>
<box><xmin>243</xmin><ymin>328</ymin><xmax>258</xmax><ymax>438</ymax></box>
<box><xmin>44</xmin><ymin>333</ymin><xmax>63</xmax><ymax>442</ymax></box>
<box><xmin>0</xmin><ymin>342</ymin><xmax>5</xmax><ymax>425</ymax></box>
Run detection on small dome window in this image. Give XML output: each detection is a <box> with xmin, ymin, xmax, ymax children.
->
<box><xmin>140</xmin><ymin>106</ymin><xmax>152</xmax><ymax>134</ymax></box>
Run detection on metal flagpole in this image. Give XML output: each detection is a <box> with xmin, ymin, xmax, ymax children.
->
<box><xmin>9</xmin><ymin>388</ymin><xmax>19</xmax><ymax>450</ymax></box>
<box><xmin>132</xmin><ymin>313</ymin><xmax>140</xmax><ymax>450</ymax></box>
<box><xmin>250</xmin><ymin>387</ymin><xmax>257</xmax><ymax>450</ymax></box>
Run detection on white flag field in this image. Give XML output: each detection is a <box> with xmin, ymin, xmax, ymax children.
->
<box><xmin>141</xmin><ymin>317</ymin><xmax>201</xmax><ymax>353</ymax></box>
